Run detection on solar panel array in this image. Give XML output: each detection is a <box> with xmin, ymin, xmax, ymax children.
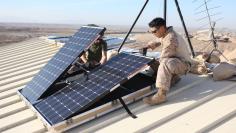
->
<box><xmin>35</xmin><ymin>53</ymin><xmax>152</xmax><ymax>125</ymax></box>
<box><xmin>21</xmin><ymin>26</ymin><xmax>106</xmax><ymax>103</ymax></box>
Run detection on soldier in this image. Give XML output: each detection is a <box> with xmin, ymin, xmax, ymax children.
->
<box><xmin>67</xmin><ymin>29</ymin><xmax>107</xmax><ymax>75</ymax></box>
<box><xmin>143</xmin><ymin>17</ymin><xmax>192</xmax><ymax>105</ymax></box>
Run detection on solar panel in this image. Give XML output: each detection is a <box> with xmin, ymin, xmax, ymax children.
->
<box><xmin>21</xmin><ymin>26</ymin><xmax>106</xmax><ymax>103</ymax></box>
<box><xmin>35</xmin><ymin>53</ymin><xmax>153</xmax><ymax>125</ymax></box>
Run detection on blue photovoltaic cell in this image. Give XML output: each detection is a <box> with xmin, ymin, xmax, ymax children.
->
<box><xmin>35</xmin><ymin>53</ymin><xmax>152</xmax><ymax>125</ymax></box>
<box><xmin>21</xmin><ymin>26</ymin><xmax>106</xmax><ymax>103</ymax></box>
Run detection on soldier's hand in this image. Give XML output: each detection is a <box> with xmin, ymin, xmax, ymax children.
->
<box><xmin>147</xmin><ymin>41</ymin><xmax>161</xmax><ymax>50</ymax></box>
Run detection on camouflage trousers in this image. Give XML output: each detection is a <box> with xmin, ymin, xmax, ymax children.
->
<box><xmin>156</xmin><ymin>58</ymin><xmax>190</xmax><ymax>91</ymax></box>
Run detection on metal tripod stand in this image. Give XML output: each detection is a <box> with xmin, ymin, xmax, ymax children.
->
<box><xmin>117</xmin><ymin>0</ymin><xmax>195</xmax><ymax>57</ymax></box>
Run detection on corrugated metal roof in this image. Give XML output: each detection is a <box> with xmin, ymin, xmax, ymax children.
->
<box><xmin>0</xmin><ymin>38</ymin><xmax>57</xmax><ymax>133</ymax></box>
<box><xmin>0</xmin><ymin>38</ymin><xmax>236</xmax><ymax>133</ymax></box>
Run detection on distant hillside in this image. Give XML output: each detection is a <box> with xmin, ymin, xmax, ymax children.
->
<box><xmin>0</xmin><ymin>23</ymin><xmax>147</xmax><ymax>45</ymax></box>
<box><xmin>1</xmin><ymin>22</ymin><xmax>235</xmax><ymax>46</ymax></box>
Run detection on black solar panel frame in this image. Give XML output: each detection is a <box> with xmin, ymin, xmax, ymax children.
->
<box><xmin>21</xmin><ymin>26</ymin><xmax>106</xmax><ymax>103</ymax></box>
<box><xmin>34</xmin><ymin>53</ymin><xmax>154</xmax><ymax>125</ymax></box>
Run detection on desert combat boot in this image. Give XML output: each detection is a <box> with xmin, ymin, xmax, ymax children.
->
<box><xmin>143</xmin><ymin>89</ymin><xmax>167</xmax><ymax>105</ymax></box>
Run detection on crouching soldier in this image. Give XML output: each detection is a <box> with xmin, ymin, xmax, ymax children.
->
<box><xmin>67</xmin><ymin>28</ymin><xmax>107</xmax><ymax>75</ymax></box>
<box><xmin>143</xmin><ymin>17</ymin><xmax>192</xmax><ymax>105</ymax></box>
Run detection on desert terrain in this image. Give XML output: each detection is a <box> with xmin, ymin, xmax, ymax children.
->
<box><xmin>0</xmin><ymin>23</ymin><xmax>236</xmax><ymax>61</ymax></box>
<box><xmin>0</xmin><ymin>23</ymin><xmax>145</xmax><ymax>45</ymax></box>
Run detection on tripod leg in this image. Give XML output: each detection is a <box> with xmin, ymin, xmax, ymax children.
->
<box><xmin>216</xmin><ymin>49</ymin><xmax>229</xmax><ymax>61</ymax></box>
<box><xmin>199</xmin><ymin>41</ymin><xmax>212</xmax><ymax>53</ymax></box>
<box><xmin>174</xmin><ymin>0</ymin><xmax>195</xmax><ymax>57</ymax></box>
<box><xmin>207</xmin><ymin>48</ymin><xmax>229</xmax><ymax>62</ymax></box>
<box><xmin>164</xmin><ymin>0</ymin><xmax>167</xmax><ymax>20</ymax></box>
<box><xmin>118</xmin><ymin>0</ymin><xmax>149</xmax><ymax>52</ymax></box>
<box><xmin>206</xmin><ymin>49</ymin><xmax>216</xmax><ymax>62</ymax></box>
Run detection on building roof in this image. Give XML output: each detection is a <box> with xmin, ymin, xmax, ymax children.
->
<box><xmin>0</xmin><ymin>38</ymin><xmax>236</xmax><ymax>133</ymax></box>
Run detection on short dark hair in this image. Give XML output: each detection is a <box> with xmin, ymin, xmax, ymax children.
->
<box><xmin>87</xmin><ymin>24</ymin><xmax>99</xmax><ymax>27</ymax></box>
<box><xmin>148</xmin><ymin>17</ymin><xmax>166</xmax><ymax>28</ymax></box>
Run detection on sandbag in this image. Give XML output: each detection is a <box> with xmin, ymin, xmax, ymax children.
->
<box><xmin>189</xmin><ymin>58</ymin><xmax>208</xmax><ymax>75</ymax></box>
<box><xmin>195</xmin><ymin>53</ymin><xmax>221</xmax><ymax>63</ymax></box>
<box><xmin>229</xmin><ymin>58</ymin><xmax>236</xmax><ymax>64</ymax></box>
<box><xmin>213</xmin><ymin>62</ymin><xmax>236</xmax><ymax>81</ymax></box>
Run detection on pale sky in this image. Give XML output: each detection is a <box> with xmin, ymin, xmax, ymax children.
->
<box><xmin>0</xmin><ymin>0</ymin><xmax>235</xmax><ymax>29</ymax></box>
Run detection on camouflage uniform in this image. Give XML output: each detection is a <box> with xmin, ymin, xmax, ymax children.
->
<box><xmin>86</xmin><ymin>39</ymin><xmax>107</xmax><ymax>63</ymax></box>
<box><xmin>156</xmin><ymin>27</ymin><xmax>191</xmax><ymax>91</ymax></box>
<box><xmin>67</xmin><ymin>39</ymin><xmax>107</xmax><ymax>74</ymax></box>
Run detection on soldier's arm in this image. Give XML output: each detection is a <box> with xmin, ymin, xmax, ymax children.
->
<box><xmin>100</xmin><ymin>42</ymin><xmax>107</xmax><ymax>65</ymax></box>
<box><xmin>100</xmin><ymin>50</ymin><xmax>107</xmax><ymax>65</ymax></box>
<box><xmin>80</xmin><ymin>53</ymin><xmax>87</xmax><ymax>63</ymax></box>
<box><xmin>147</xmin><ymin>40</ymin><xmax>161</xmax><ymax>50</ymax></box>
